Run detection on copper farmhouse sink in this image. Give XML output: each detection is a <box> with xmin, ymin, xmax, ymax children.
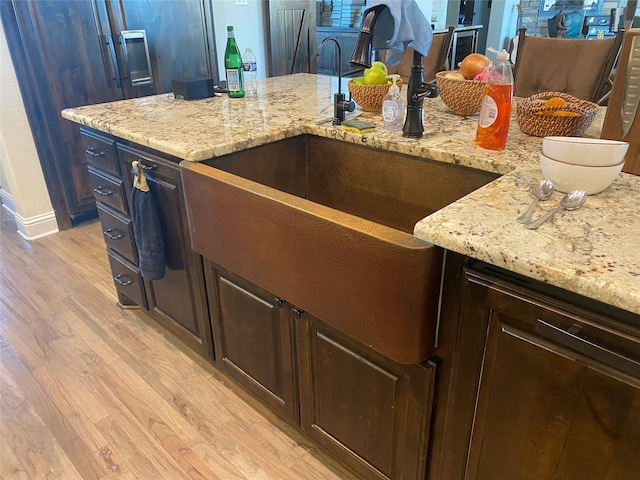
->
<box><xmin>181</xmin><ymin>135</ymin><xmax>497</xmax><ymax>364</ymax></box>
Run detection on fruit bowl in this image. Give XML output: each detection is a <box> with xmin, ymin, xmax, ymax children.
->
<box><xmin>435</xmin><ymin>71</ymin><xmax>487</xmax><ymax>116</ymax></box>
<box><xmin>348</xmin><ymin>79</ymin><xmax>402</xmax><ymax>112</ymax></box>
<box><xmin>517</xmin><ymin>92</ymin><xmax>598</xmax><ymax>137</ymax></box>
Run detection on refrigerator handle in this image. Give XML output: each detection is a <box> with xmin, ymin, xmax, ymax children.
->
<box><xmin>102</xmin><ymin>34</ymin><xmax>122</xmax><ymax>89</ymax></box>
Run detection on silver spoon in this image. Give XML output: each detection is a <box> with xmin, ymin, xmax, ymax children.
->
<box><xmin>524</xmin><ymin>190</ymin><xmax>588</xmax><ymax>230</ymax></box>
<box><xmin>517</xmin><ymin>180</ymin><xmax>555</xmax><ymax>224</ymax></box>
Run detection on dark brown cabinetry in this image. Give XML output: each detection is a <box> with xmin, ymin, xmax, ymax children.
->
<box><xmin>297</xmin><ymin>315</ymin><xmax>435</xmax><ymax>480</ymax></box>
<box><xmin>117</xmin><ymin>143</ymin><xmax>210</xmax><ymax>357</ymax></box>
<box><xmin>2</xmin><ymin>0</ymin><xmax>218</xmax><ymax>229</ymax></box>
<box><xmin>432</xmin><ymin>260</ymin><xmax>640</xmax><ymax>480</ymax></box>
<box><xmin>204</xmin><ymin>264</ymin><xmax>298</xmax><ymax>422</ymax></box>
<box><xmin>81</xmin><ymin>127</ymin><xmax>210</xmax><ymax>357</ymax></box>
<box><xmin>203</xmin><ymin>261</ymin><xmax>435</xmax><ymax>480</ymax></box>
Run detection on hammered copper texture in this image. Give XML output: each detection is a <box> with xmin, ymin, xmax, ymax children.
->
<box><xmin>182</xmin><ymin>163</ymin><xmax>442</xmax><ymax>364</ymax></box>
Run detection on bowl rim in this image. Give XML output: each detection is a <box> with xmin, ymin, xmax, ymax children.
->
<box><xmin>435</xmin><ymin>71</ymin><xmax>488</xmax><ymax>84</ymax></box>
<box><xmin>542</xmin><ymin>136</ymin><xmax>628</xmax><ymax>147</ymax></box>
<box><xmin>539</xmin><ymin>153</ymin><xmax>625</xmax><ymax>168</ymax></box>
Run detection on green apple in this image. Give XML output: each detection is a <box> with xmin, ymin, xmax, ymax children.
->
<box><xmin>364</xmin><ymin>67</ymin><xmax>388</xmax><ymax>85</ymax></box>
<box><xmin>371</xmin><ymin>61</ymin><xmax>388</xmax><ymax>75</ymax></box>
<box><xmin>352</xmin><ymin>76</ymin><xmax>366</xmax><ymax>85</ymax></box>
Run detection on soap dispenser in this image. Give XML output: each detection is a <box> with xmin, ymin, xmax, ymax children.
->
<box><xmin>382</xmin><ymin>74</ymin><xmax>405</xmax><ymax>131</ymax></box>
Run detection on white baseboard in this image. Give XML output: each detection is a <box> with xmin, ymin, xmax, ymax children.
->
<box><xmin>1</xmin><ymin>190</ymin><xmax>59</xmax><ymax>240</ymax></box>
<box><xmin>16</xmin><ymin>211</ymin><xmax>59</xmax><ymax>240</ymax></box>
<box><xmin>0</xmin><ymin>188</ymin><xmax>16</xmax><ymax>213</ymax></box>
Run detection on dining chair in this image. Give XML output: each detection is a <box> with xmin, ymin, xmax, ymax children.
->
<box><xmin>513</xmin><ymin>27</ymin><xmax>625</xmax><ymax>104</ymax></box>
<box><xmin>600</xmin><ymin>28</ymin><xmax>640</xmax><ymax>175</ymax></box>
<box><xmin>382</xmin><ymin>26</ymin><xmax>455</xmax><ymax>84</ymax></box>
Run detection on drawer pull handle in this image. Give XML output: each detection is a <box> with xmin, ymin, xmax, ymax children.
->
<box><xmin>535</xmin><ymin>319</ymin><xmax>640</xmax><ymax>378</ymax></box>
<box><xmin>86</xmin><ymin>148</ymin><xmax>105</xmax><ymax>157</ymax></box>
<box><xmin>114</xmin><ymin>274</ymin><xmax>133</xmax><ymax>286</ymax></box>
<box><xmin>94</xmin><ymin>186</ymin><xmax>113</xmax><ymax>196</ymax></box>
<box><xmin>131</xmin><ymin>161</ymin><xmax>158</xmax><ymax>175</ymax></box>
<box><xmin>104</xmin><ymin>228</ymin><xmax>124</xmax><ymax>240</ymax></box>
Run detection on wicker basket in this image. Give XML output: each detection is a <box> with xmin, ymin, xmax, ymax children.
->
<box><xmin>516</xmin><ymin>92</ymin><xmax>598</xmax><ymax>137</ymax></box>
<box><xmin>435</xmin><ymin>71</ymin><xmax>487</xmax><ymax>116</ymax></box>
<box><xmin>348</xmin><ymin>78</ymin><xmax>403</xmax><ymax>112</ymax></box>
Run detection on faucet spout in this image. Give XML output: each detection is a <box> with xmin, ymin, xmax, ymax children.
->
<box><xmin>348</xmin><ymin>5</ymin><xmax>385</xmax><ymax>69</ymax></box>
<box><xmin>318</xmin><ymin>36</ymin><xmax>355</xmax><ymax>125</ymax></box>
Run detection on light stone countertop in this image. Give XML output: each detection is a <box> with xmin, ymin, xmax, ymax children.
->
<box><xmin>62</xmin><ymin>73</ymin><xmax>640</xmax><ymax>315</ymax></box>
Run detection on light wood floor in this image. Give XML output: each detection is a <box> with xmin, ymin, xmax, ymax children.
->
<box><xmin>0</xmin><ymin>207</ymin><xmax>359</xmax><ymax>480</ymax></box>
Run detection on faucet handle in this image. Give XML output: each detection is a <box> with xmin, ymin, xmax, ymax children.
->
<box><xmin>333</xmin><ymin>92</ymin><xmax>355</xmax><ymax>125</ymax></box>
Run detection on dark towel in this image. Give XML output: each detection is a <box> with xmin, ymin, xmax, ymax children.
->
<box><xmin>131</xmin><ymin>168</ymin><xmax>165</xmax><ymax>281</ymax></box>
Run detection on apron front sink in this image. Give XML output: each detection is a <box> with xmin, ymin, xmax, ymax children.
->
<box><xmin>181</xmin><ymin>135</ymin><xmax>498</xmax><ymax>364</ymax></box>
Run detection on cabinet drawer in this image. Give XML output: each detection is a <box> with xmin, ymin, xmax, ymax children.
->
<box><xmin>89</xmin><ymin>166</ymin><xmax>128</xmax><ymax>215</ymax></box>
<box><xmin>107</xmin><ymin>252</ymin><xmax>146</xmax><ymax>308</ymax></box>
<box><xmin>97</xmin><ymin>203</ymin><xmax>137</xmax><ymax>263</ymax></box>
<box><xmin>81</xmin><ymin>128</ymin><xmax>119</xmax><ymax>177</ymax></box>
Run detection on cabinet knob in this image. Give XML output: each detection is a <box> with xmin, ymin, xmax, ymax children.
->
<box><xmin>291</xmin><ymin>307</ymin><xmax>304</xmax><ymax>319</ymax></box>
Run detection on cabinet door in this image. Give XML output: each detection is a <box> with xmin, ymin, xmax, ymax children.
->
<box><xmin>204</xmin><ymin>265</ymin><xmax>298</xmax><ymax>423</ymax></box>
<box><xmin>2</xmin><ymin>0</ymin><xmax>125</xmax><ymax>226</ymax></box>
<box><xmin>118</xmin><ymin>144</ymin><xmax>210</xmax><ymax>357</ymax></box>
<box><xmin>461</xmin><ymin>270</ymin><xmax>640</xmax><ymax>480</ymax></box>
<box><xmin>296</xmin><ymin>315</ymin><xmax>435</xmax><ymax>480</ymax></box>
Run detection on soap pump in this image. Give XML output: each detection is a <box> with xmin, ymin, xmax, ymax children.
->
<box><xmin>382</xmin><ymin>74</ymin><xmax>405</xmax><ymax>131</ymax></box>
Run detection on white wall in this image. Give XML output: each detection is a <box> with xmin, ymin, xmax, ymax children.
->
<box><xmin>0</xmin><ymin>22</ymin><xmax>58</xmax><ymax>240</ymax></box>
<box><xmin>485</xmin><ymin>0</ymin><xmax>520</xmax><ymax>55</ymax></box>
<box><xmin>213</xmin><ymin>0</ymin><xmax>267</xmax><ymax>80</ymax></box>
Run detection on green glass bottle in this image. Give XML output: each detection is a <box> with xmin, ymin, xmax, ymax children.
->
<box><xmin>224</xmin><ymin>26</ymin><xmax>244</xmax><ymax>98</ymax></box>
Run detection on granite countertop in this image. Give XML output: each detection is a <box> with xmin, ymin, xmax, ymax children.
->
<box><xmin>62</xmin><ymin>73</ymin><xmax>640</xmax><ymax>315</ymax></box>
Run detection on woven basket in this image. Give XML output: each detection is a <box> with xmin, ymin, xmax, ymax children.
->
<box><xmin>516</xmin><ymin>92</ymin><xmax>598</xmax><ymax>137</ymax></box>
<box><xmin>348</xmin><ymin>79</ymin><xmax>403</xmax><ymax>112</ymax></box>
<box><xmin>435</xmin><ymin>71</ymin><xmax>487</xmax><ymax>116</ymax></box>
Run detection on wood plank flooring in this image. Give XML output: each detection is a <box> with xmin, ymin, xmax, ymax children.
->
<box><xmin>0</xmin><ymin>207</ymin><xmax>359</xmax><ymax>480</ymax></box>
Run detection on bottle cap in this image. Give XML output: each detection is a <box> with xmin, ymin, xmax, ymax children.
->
<box><xmin>227</xmin><ymin>26</ymin><xmax>233</xmax><ymax>32</ymax></box>
<box><xmin>387</xmin><ymin>74</ymin><xmax>400</xmax><ymax>94</ymax></box>
<box><xmin>496</xmin><ymin>49</ymin><xmax>509</xmax><ymax>61</ymax></box>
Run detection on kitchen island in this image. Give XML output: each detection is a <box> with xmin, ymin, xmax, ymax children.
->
<box><xmin>63</xmin><ymin>73</ymin><xmax>640</xmax><ymax>480</ymax></box>
<box><xmin>62</xmin><ymin>73</ymin><xmax>639</xmax><ymax>316</ymax></box>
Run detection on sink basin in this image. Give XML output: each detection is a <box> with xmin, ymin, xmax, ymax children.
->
<box><xmin>181</xmin><ymin>135</ymin><xmax>498</xmax><ymax>364</ymax></box>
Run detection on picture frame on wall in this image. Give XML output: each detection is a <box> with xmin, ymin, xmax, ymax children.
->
<box><xmin>538</xmin><ymin>0</ymin><xmax>602</xmax><ymax>17</ymax></box>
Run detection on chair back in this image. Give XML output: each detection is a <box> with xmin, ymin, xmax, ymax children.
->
<box><xmin>513</xmin><ymin>28</ymin><xmax>624</xmax><ymax>103</ymax></box>
<box><xmin>384</xmin><ymin>27</ymin><xmax>454</xmax><ymax>83</ymax></box>
<box><xmin>601</xmin><ymin>28</ymin><xmax>640</xmax><ymax>175</ymax></box>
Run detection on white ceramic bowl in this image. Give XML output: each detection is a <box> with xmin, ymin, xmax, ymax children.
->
<box><xmin>542</xmin><ymin>136</ymin><xmax>628</xmax><ymax>166</ymax></box>
<box><xmin>539</xmin><ymin>154</ymin><xmax>624</xmax><ymax>195</ymax></box>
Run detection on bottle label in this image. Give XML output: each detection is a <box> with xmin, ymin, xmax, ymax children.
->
<box><xmin>226</xmin><ymin>69</ymin><xmax>241</xmax><ymax>91</ymax></box>
<box><xmin>242</xmin><ymin>62</ymin><xmax>257</xmax><ymax>72</ymax></box>
<box><xmin>478</xmin><ymin>95</ymin><xmax>498</xmax><ymax>128</ymax></box>
<box><xmin>382</xmin><ymin>100</ymin><xmax>398</xmax><ymax>122</ymax></box>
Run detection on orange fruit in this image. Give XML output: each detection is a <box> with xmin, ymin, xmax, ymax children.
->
<box><xmin>536</xmin><ymin>110</ymin><xmax>582</xmax><ymax>117</ymax></box>
<box><xmin>542</xmin><ymin>97</ymin><xmax>567</xmax><ymax>107</ymax></box>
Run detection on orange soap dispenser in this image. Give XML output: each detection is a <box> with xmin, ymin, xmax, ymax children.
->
<box><xmin>475</xmin><ymin>49</ymin><xmax>513</xmax><ymax>151</ymax></box>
